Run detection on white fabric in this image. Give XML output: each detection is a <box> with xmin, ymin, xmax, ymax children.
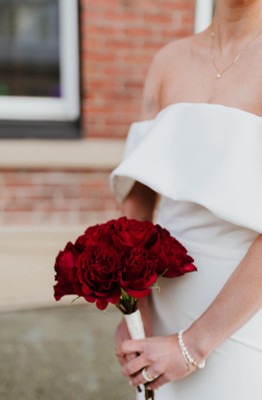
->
<box><xmin>110</xmin><ymin>102</ymin><xmax>262</xmax><ymax>399</ymax></box>
<box><xmin>124</xmin><ymin>310</ymin><xmax>146</xmax><ymax>340</ymax></box>
<box><xmin>111</xmin><ymin>102</ymin><xmax>262</xmax><ymax>233</ymax></box>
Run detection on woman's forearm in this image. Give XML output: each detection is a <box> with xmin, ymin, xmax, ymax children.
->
<box><xmin>185</xmin><ymin>234</ymin><xmax>262</xmax><ymax>363</ymax></box>
<box><xmin>122</xmin><ymin>181</ymin><xmax>157</xmax><ymax>222</ymax></box>
<box><xmin>121</xmin><ymin>181</ymin><xmax>157</xmax><ymax>338</ymax></box>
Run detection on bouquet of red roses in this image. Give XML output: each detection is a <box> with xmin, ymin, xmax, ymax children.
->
<box><xmin>54</xmin><ymin>217</ymin><xmax>197</xmax><ymax>400</ymax></box>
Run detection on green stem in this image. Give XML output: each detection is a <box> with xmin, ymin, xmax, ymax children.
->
<box><xmin>144</xmin><ymin>385</ymin><xmax>155</xmax><ymax>400</ymax></box>
<box><xmin>145</xmin><ymin>386</ymin><xmax>149</xmax><ymax>400</ymax></box>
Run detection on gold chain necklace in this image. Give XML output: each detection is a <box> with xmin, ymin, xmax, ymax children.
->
<box><xmin>210</xmin><ymin>25</ymin><xmax>262</xmax><ymax>79</ymax></box>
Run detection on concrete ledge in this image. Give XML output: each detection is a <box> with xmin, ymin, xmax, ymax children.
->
<box><xmin>0</xmin><ymin>138</ymin><xmax>125</xmax><ymax>170</ymax></box>
<box><xmin>0</xmin><ymin>306</ymin><xmax>134</xmax><ymax>400</ymax></box>
<box><xmin>0</xmin><ymin>226</ymin><xmax>90</xmax><ymax>312</ymax></box>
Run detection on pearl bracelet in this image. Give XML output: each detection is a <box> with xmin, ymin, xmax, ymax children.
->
<box><xmin>178</xmin><ymin>329</ymin><xmax>206</xmax><ymax>370</ymax></box>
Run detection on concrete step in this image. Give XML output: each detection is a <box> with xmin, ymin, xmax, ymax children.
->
<box><xmin>0</xmin><ymin>305</ymin><xmax>134</xmax><ymax>400</ymax></box>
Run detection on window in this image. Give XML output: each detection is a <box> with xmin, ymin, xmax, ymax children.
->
<box><xmin>195</xmin><ymin>0</ymin><xmax>216</xmax><ymax>33</ymax></box>
<box><xmin>0</xmin><ymin>0</ymin><xmax>80</xmax><ymax>138</ymax></box>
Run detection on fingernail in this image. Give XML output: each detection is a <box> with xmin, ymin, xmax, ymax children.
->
<box><xmin>129</xmin><ymin>380</ymin><xmax>134</xmax><ymax>386</ymax></box>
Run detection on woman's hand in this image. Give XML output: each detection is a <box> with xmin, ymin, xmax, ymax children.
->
<box><xmin>115</xmin><ymin>296</ymin><xmax>153</xmax><ymax>370</ymax></box>
<box><xmin>114</xmin><ymin>317</ymin><xmax>135</xmax><ymax>368</ymax></box>
<box><xmin>116</xmin><ymin>334</ymin><xmax>197</xmax><ymax>390</ymax></box>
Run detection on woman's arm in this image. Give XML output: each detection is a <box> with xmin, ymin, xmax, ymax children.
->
<box><xmin>122</xmin><ymin>181</ymin><xmax>157</xmax><ymax>222</ymax></box>
<box><xmin>117</xmin><ymin>234</ymin><xmax>262</xmax><ymax>390</ymax></box>
<box><xmin>114</xmin><ymin>47</ymin><xmax>165</xmax><ymax>367</ymax></box>
<box><xmin>115</xmin><ymin>182</ymin><xmax>157</xmax><ymax>368</ymax></box>
<box><xmin>185</xmin><ymin>233</ymin><xmax>262</xmax><ymax>362</ymax></box>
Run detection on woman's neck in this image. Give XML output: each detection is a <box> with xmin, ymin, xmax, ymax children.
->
<box><xmin>212</xmin><ymin>0</ymin><xmax>262</xmax><ymax>50</ymax></box>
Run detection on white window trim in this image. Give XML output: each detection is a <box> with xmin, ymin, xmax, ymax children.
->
<box><xmin>194</xmin><ymin>0</ymin><xmax>214</xmax><ymax>33</ymax></box>
<box><xmin>0</xmin><ymin>0</ymin><xmax>79</xmax><ymax>122</ymax></box>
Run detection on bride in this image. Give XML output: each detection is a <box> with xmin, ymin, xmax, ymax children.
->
<box><xmin>111</xmin><ymin>0</ymin><xmax>262</xmax><ymax>398</ymax></box>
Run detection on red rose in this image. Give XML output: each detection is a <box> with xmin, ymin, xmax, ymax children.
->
<box><xmin>73</xmin><ymin>245</ymin><xmax>121</xmax><ymax>310</ymax></box>
<box><xmin>120</xmin><ymin>248</ymin><xmax>158</xmax><ymax>298</ymax></box>
<box><xmin>156</xmin><ymin>228</ymin><xmax>197</xmax><ymax>277</ymax></box>
<box><xmin>75</xmin><ymin>220</ymin><xmax>114</xmax><ymax>250</ymax></box>
<box><xmin>111</xmin><ymin>216</ymin><xmax>159</xmax><ymax>251</ymax></box>
<box><xmin>54</xmin><ymin>242</ymin><xmax>79</xmax><ymax>300</ymax></box>
<box><xmin>54</xmin><ymin>218</ymin><xmax>197</xmax><ymax>313</ymax></box>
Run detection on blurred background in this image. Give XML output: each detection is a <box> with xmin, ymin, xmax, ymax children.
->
<box><xmin>0</xmin><ymin>0</ymin><xmax>215</xmax><ymax>399</ymax></box>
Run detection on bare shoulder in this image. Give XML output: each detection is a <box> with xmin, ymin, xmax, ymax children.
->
<box><xmin>159</xmin><ymin>34</ymin><xmax>195</xmax><ymax>61</ymax></box>
<box><xmin>139</xmin><ymin>33</ymin><xmax>204</xmax><ymax>121</ymax></box>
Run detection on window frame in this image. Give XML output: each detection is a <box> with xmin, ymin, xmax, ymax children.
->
<box><xmin>194</xmin><ymin>0</ymin><xmax>215</xmax><ymax>33</ymax></box>
<box><xmin>0</xmin><ymin>0</ymin><xmax>80</xmax><ymax>126</ymax></box>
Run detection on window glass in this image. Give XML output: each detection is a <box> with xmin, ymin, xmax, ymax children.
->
<box><xmin>0</xmin><ymin>0</ymin><xmax>60</xmax><ymax>98</ymax></box>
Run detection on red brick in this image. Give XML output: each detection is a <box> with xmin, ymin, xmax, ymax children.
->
<box><xmin>82</xmin><ymin>26</ymin><xmax>119</xmax><ymax>36</ymax></box>
<box><xmin>143</xmin><ymin>14</ymin><xmax>173</xmax><ymax>24</ymax></box>
<box><xmin>164</xmin><ymin>2</ymin><xmax>195</xmax><ymax>11</ymax></box>
<box><xmin>1</xmin><ymin>0</ymin><xmax>195</xmax><ymax>225</ymax></box>
<box><xmin>124</xmin><ymin>27</ymin><xmax>155</xmax><ymax>37</ymax></box>
<box><xmin>181</xmin><ymin>16</ymin><xmax>195</xmax><ymax>25</ymax></box>
<box><xmin>0</xmin><ymin>169</ymin><xmax>121</xmax><ymax>226</ymax></box>
<box><xmin>104</xmin><ymin>11</ymin><xmax>138</xmax><ymax>22</ymax></box>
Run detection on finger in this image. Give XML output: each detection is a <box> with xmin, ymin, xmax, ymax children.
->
<box><xmin>114</xmin><ymin>320</ymin><xmax>135</xmax><ymax>369</ymax></box>
<box><xmin>114</xmin><ymin>324</ymin><xmax>130</xmax><ymax>348</ymax></box>
<box><xmin>129</xmin><ymin>367</ymin><xmax>162</xmax><ymax>387</ymax></box>
<box><xmin>116</xmin><ymin>318</ymin><xmax>131</xmax><ymax>338</ymax></box>
<box><xmin>116</xmin><ymin>351</ymin><xmax>137</xmax><ymax>368</ymax></box>
<box><xmin>115</xmin><ymin>347</ymin><xmax>137</xmax><ymax>361</ymax></box>
<box><xmin>122</xmin><ymin>354</ymin><xmax>147</xmax><ymax>377</ymax></box>
<box><xmin>116</xmin><ymin>354</ymin><xmax>126</xmax><ymax>367</ymax></box>
<box><xmin>147</xmin><ymin>374</ymin><xmax>168</xmax><ymax>390</ymax></box>
<box><xmin>125</xmin><ymin>353</ymin><xmax>137</xmax><ymax>363</ymax></box>
<box><xmin>116</xmin><ymin>339</ymin><xmax>144</xmax><ymax>357</ymax></box>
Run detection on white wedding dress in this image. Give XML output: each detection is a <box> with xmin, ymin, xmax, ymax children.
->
<box><xmin>110</xmin><ymin>102</ymin><xmax>262</xmax><ymax>399</ymax></box>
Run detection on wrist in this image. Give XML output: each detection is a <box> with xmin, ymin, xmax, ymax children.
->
<box><xmin>183</xmin><ymin>320</ymin><xmax>214</xmax><ymax>363</ymax></box>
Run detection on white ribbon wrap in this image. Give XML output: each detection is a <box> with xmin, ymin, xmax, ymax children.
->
<box><xmin>124</xmin><ymin>309</ymin><xmax>145</xmax><ymax>340</ymax></box>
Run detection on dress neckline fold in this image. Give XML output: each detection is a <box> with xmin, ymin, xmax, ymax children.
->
<box><xmin>137</xmin><ymin>102</ymin><xmax>262</xmax><ymax>124</ymax></box>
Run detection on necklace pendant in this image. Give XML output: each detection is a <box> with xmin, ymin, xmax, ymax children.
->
<box><xmin>217</xmin><ymin>73</ymin><xmax>221</xmax><ymax>79</ymax></box>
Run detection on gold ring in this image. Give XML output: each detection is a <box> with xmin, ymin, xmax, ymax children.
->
<box><xmin>141</xmin><ymin>368</ymin><xmax>158</xmax><ymax>382</ymax></box>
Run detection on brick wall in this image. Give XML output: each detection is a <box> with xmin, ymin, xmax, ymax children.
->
<box><xmin>0</xmin><ymin>170</ymin><xmax>120</xmax><ymax>226</ymax></box>
<box><xmin>0</xmin><ymin>1</ymin><xmax>196</xmax><ymax>312</ymax></box>
<box><xmin>1</xmin><ymin>0</ymin><xmax>195</xmax><ymax>227</ymax></box>
<box><xmin>80</xmin><ymin>0</ymin><xmax>195</xmax><ymax>138</ymax></box>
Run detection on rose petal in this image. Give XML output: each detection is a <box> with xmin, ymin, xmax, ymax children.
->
<box><xmin>124</xmin><ymin>288</ymin><xmax>152</xmax><ymax>298</ymax></box>
<box><xmin>96</xmin><ymin>298</ymin><xmax>109</xmax><ymax>310</ymax></box>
